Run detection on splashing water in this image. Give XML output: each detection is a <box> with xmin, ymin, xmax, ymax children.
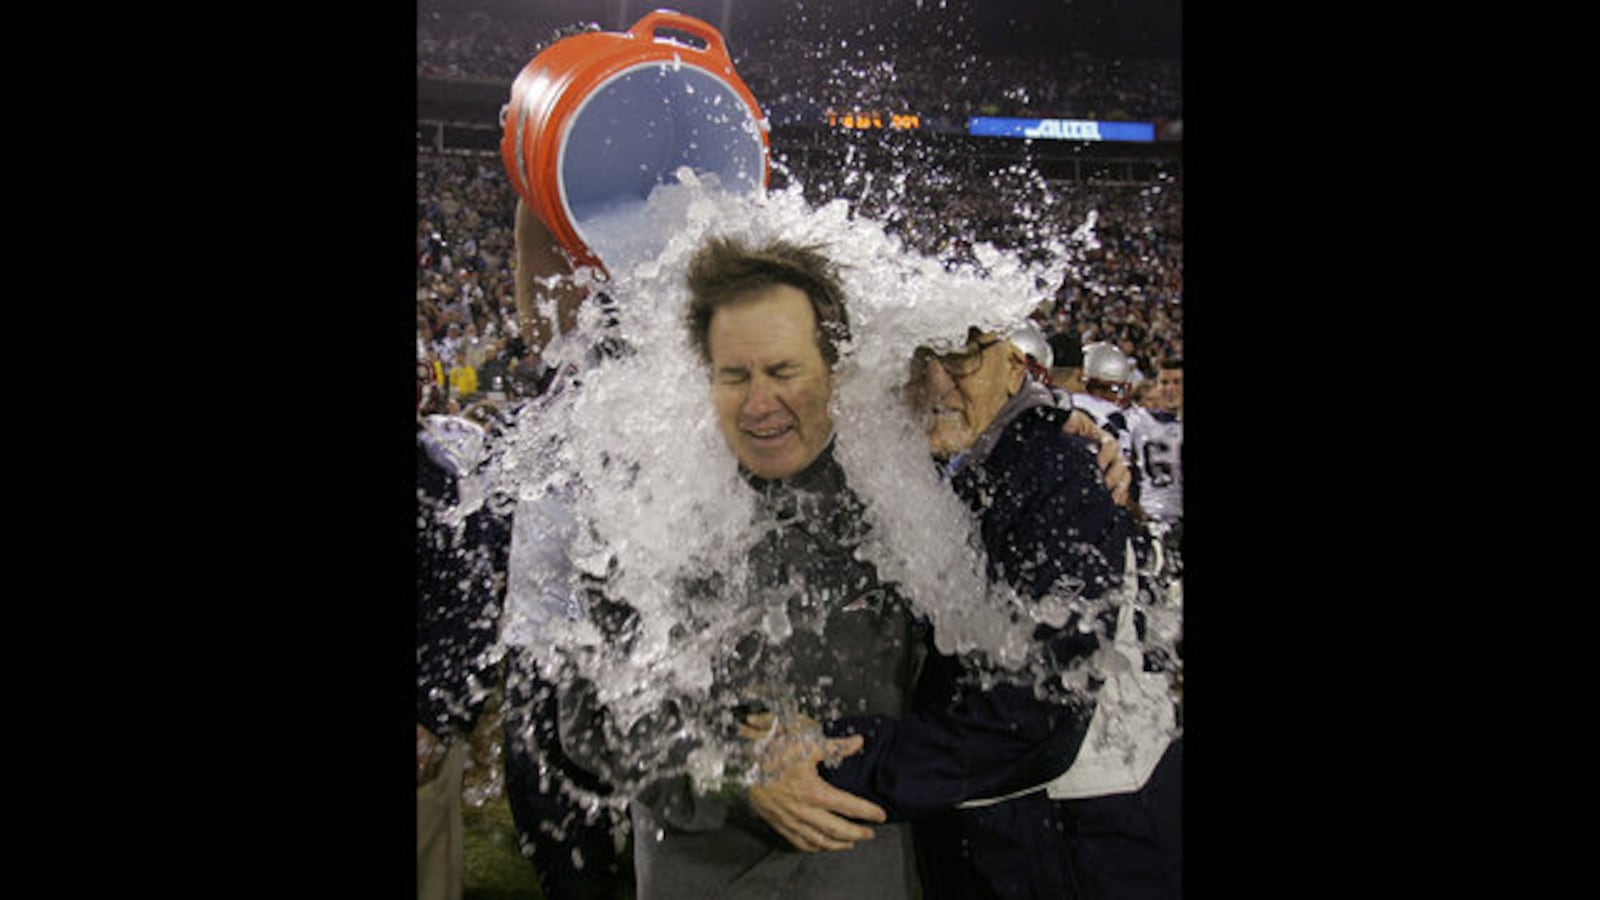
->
<box><xmin>488</xmin><ymin>168</ymin><xmax>1178</xmax><ymax>813</ymax></box>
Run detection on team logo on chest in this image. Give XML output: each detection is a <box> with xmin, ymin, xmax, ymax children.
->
<box><xmin>841</xmin><ymin>586</ymin><xmax>887</xmax><ymax>613</ymax></box>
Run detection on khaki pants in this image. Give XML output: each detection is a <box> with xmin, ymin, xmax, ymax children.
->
<box><xmin>417</xmin><ymin>741</ymin><xmax>469</xmax><ymax>900</ymax></box>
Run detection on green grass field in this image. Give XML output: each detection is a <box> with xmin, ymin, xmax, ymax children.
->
<box><xmin>458</xmin><ymin>687</ymin><xmax>550</xmax><ymax>900</ymax></box>
<box><xmin>463</xmin><ymin>792</ymin><xmax>547</xmax><ymax>900</ymax></box>
<box><xmin>458</xmin><ymin>691</ymin><xmax>634</xmax><ymax>900</ymax></box>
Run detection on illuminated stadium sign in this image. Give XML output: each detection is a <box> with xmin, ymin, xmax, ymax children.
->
<box><xmin>826</xmin><ymin>111</ymin><xmax>922</xmax><ymax>130</ymax></box>
<box><xmin>967</xmin><ymin>117</ymin><xmax>1155</xmax><ymax>143</ymax></box>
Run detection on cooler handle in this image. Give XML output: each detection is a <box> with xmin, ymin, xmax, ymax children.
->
<box><xmin>629</xmin><ymin>10</ymin><xmax>730</xmax><ymax>64</ymax></box>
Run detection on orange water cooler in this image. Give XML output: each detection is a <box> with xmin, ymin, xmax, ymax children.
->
<box><xmin>501</xmin><ymin>10</ymin><xmax>771</xmax><ymax>272</ymax></box>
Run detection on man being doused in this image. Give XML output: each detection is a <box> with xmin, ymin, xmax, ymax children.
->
<box><xmin>556</xmin><ymin>236</ymin><xmax>923</xmax><ymax>900</ymax></box>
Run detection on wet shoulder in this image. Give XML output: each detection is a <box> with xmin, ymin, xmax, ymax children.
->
<box><xmin>992</xmin><ymin>405</ymin><xmax>1100</xmax><ymax>485</ymax></box>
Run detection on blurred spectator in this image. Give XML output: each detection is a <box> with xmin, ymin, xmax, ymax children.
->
<box><xmin>463</xmin><ymin>322</ymin><xmax>490</xmax><ymax>370</ymax></box>
<box><xmin>420</xmin><ymin>337</ymin><xmax>451</xmax><ymax>417</ymax></box>
<box><xmin>437</xmin><ymin>322</ymin><xmax>463</xmax><ymax>364</ymax></box>
<box><xmin>448</xmin><ymin>348</ymin><xmax>479</xmax><ymax>407</ymax></box>
<box><xmin>475</xmin><ymin>339</ymin><xmax>512</xmax><ymax>402</ymax></box>
<box><xmin>1047</xmin><ymin>330</ymin><xmax>1085</xmax><ymax>395</ymax></box>
<box><xmin>1132</xmin><ymin>358</ymin><xmax>1183</xmax><ymax>532</ymax></box>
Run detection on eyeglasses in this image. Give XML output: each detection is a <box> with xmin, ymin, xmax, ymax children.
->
<box><xmin>914</xmin><ymin>337</ymin><xmax>1004</xmax><ymax>380</ymax></box>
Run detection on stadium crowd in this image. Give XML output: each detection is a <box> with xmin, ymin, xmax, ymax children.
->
<box><xmin>417</xmin><ymin>147</ymin><xmax>1181</xmax><ymax>415</ymax></box>
<box><xmin>416</xmin><ymin>2</ymin><xmax>1181</xmax><ymax>416</ymax></box>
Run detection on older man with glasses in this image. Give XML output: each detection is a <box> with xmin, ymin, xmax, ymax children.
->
<box><xmin>746</xmin><ymin>325</ymin><xmax>1169</xmax><ymax>899</ymax></box>
<box><xmin>915</xmin><ymin>328</ymin><xmax>1180</xmax><ymax>900</ymax></box>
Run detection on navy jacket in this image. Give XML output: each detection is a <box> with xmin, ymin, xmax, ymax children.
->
<box><xmin>556</xmin><ymin>440</ymin><xmax>919</xmax><ymax>805</ymax></box>
<box><xmin>416</xmin><ymin>428</ymin><xmax>508</xmax><ymax>739</ymax></box>
<box><xmin>823</xmin><ymin>399</ymin><xmax>1128</xmax><ymax>815</ymax></box>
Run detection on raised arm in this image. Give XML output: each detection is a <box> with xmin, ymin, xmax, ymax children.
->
<box><xmin>513</xmin><ymin>198</ymin><xmax>587</xmax><ymax>371</ymax></box>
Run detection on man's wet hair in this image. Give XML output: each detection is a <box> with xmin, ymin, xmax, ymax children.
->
<box><xmin>685</xmin><ymin>236</ymin><xmax>850</xmax><ymax>368</ymax></box>
<box><xmin>1048</xmin><ymin>331</ymin><xmax>1084</xmax><ymax>368</ymax></box>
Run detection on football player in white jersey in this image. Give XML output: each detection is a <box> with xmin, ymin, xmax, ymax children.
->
<box><xmin>1008</xmin><ymin>321</ymin><xmax>1056</xmax><ymax>387</ymax></box>
<box><xmin>1002</xmin><ymin>324</ymin><xmax>1136</xmax><ymax>505</ymax></box>
<box><xmin>1065</xmin><ymin>341</ymin><xmax>1138</xmax><ymax>462</ymax></box>
<box><xmin>1129</xmin><ymin>359</ymin><xmax>1182</xmax><ymax>602</ymax></box>
<box><xmin>1072</xmin><ymin>344</ymin><xmax>1184</xmax><ymax>665</ymax></box>
<box><xmin>1129</xmin><ymin>358</ymin><xmax>1182</xmax><ymax>530</ymax></box>
<box><xmin>1008</xmin><ymin>322</ymin><xmax>1077</xmax><ymax>410</ymax></box>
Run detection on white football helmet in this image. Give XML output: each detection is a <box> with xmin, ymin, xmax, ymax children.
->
<box><xmin>1082</xmin><ymin>341</ymin><xmax>1134</xmax><ymax>406</ymax></box>
<box><xmin>1009</xmin><ymin>323</ymin><xmax>1054</xmax><ymax>371</ymax></box>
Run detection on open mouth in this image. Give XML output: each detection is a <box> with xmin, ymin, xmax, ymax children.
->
<box><xmin>744</xmin><ymin>424</ymin><xmax>794</xmax><ymax>444</ymax></box>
